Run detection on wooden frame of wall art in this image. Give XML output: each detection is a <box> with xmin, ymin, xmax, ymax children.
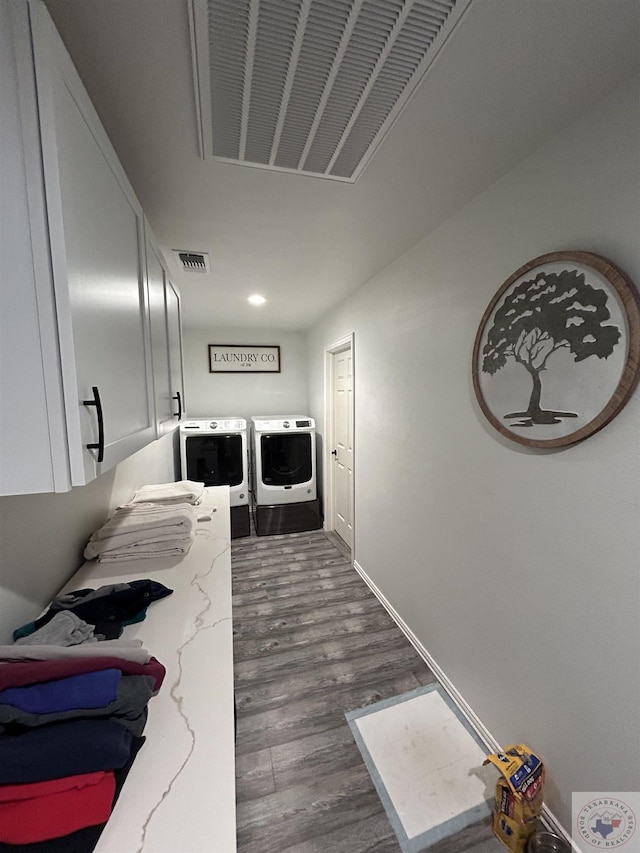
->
<box><xmin>472</xmin><ymin>251</ymin><xmax>640</xmax><ymax>449</ymax></box>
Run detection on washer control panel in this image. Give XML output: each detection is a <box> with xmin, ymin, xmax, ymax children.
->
<box><xmin>180</xmin><ymin>418</ymin><xmax>246</xmax><ymax>432</ymax></box>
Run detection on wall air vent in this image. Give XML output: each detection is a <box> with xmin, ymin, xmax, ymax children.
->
<box><xmin>189</xmin><ymin>0</ymin><xmax>472</xmax><ymax>183</ymax></box>
<box><xmin>172</xmin><ymin>250</ymin><xmax>211</xmax><ymax>273</ymax></box>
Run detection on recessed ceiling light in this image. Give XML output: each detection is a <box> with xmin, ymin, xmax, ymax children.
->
<box><xmin>248</xmin><ymin>294</ymin><xmax>266</xmax><ymax>306</ymax></box>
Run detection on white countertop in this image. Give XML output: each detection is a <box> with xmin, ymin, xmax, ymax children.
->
<box><xmin>63</xmin><ymin>486</ymin><xmax>236</xmax><ymax>853</ymax></box>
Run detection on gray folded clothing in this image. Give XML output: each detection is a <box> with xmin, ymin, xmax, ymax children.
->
<box><xmin>14</xmin><ymin>611</ymin><xmax>96</xmax><ymax>647</ymax></box>
<box><xmin>0</xmin><ymin>675</ymin><xmax>154</xmax><ymax>737</ymax></box>
<box><xmin>0</xmin><ymin>638</ymin><xmax>150</xmax><ymax>664</ymax></box>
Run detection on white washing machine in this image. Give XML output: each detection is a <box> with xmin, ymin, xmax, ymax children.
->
<box><xmin>180</xmin><ymin>418</ymin><xmax>250</xmax><ymax>538</ymax></box>
<box><xmin>250</xmin><ymin>416</ymin><xmax>322</xmax><ymax>535</ymax></box>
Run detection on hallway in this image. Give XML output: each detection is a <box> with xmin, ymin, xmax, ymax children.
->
<box><xmin>232</xmin><ymin>531</ymin><xmax>501</xmax><ymax>853</ymax></box>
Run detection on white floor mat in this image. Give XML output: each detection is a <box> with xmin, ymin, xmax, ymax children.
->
<box><xmin>346</xmin><ymin>684</ymin><xmax>496</xmax><ymax>853</ymax></box>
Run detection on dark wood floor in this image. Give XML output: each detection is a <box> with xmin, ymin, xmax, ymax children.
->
<box><xmin>232</xmin><ymin>530</ymin><xmax>499</xmax><ymax>853</ymax></box>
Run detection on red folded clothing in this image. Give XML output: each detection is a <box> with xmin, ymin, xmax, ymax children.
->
<box><xmin>0</xmin><ymin>771</ymin><xmax>116</xmax><ymax>843</ymax></box>
<box><xmin>0</xmin><ymin>656</ymin><xmax>165</xmax><ymax>694</ymax></box>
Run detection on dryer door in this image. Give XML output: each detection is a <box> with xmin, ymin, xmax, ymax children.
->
<box><xmin>260</xmin><ymin>433</ymin><xmax>312</xmax><ymax>485</ymax></box>
<box><xmin>185</xmin><ymin>434</ymin><xmax>244</xmax><ymax>486</ymax></box>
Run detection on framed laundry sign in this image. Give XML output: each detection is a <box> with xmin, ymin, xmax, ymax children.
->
<box><xmin>208</xmin><ymin>344</ymin><xmax>281</xmax><ymax>373</ymax></box>
<box><xmin>472</xmin><ymin>251</ymin><xmax>640</xmax><ymax>449</ymax></box>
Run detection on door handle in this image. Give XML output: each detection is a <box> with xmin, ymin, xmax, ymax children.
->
<box><xmin>83</xmin><ymin>386</ymin><xmax>105</xmax><ymax>463</ymax></box>
<box><xmin>172</xmin><ymin>390</ymin><xmax>182</xmax><ymax>420</ymax></box>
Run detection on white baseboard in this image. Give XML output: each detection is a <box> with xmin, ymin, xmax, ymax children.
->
<box><xmin>352</xmin><ymin>558</ymin><xmax>574</xmax><ymax>849</ymax></box>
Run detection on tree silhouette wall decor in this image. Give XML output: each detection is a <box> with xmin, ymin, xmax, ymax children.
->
<box><xmin>472</xmin><ymin>252</ymin><xmax>640</xmax><ymax>449</ymax></box>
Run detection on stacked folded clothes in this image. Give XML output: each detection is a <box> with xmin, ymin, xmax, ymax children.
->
<box><xmin>0</xmin><ymin>481</ymin><xmax>199</xmax><ymax>848</ymax></box>
<box><xmin>129</xmin><ymin>479</ymin><xmax>205</xmax><ymax>506</ymax></box>
<box><xmin>0</xmin><ymin>654</ymin><xmax>166</xmax><ymax>849</ymax></box>
<box><xmin>84</xmin><ymin>503</ymin><xmax>198</xmax><ymax>562</ymax></box>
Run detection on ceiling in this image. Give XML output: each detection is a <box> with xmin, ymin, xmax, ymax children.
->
<box><xmin>191</xmin><ymin>0</ymin><xmax>471</xmax><ymax>182</ymax></box>
<box><xmin>44</xmin><ymin>0</ymin><xmax>640</xmax><ymax>331</ymax></box>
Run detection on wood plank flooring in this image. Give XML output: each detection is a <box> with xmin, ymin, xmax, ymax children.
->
<box><xmin>232</xmin><ymin>530</ymin><xmax>499</xmax><ymax>853</ymax></box>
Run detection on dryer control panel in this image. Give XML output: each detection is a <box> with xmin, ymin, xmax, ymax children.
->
<box><xmin>251</xmin><ymin>416</ymin><xmax>315</xmax><ymax>432</ymax></box>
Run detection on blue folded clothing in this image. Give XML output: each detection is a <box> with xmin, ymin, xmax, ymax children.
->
<box><xmin>0</xmin><ymin>669</ymin><xmax>121</xmax><ymax>714</ymax></box>
<box><xmin>0</xmin><ymin>719</ymin><xmax>134</xmax><ymax>785</ymax></box>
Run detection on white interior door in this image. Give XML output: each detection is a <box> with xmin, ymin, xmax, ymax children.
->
<box><xmin>332</xmin><ymin>346</ymin><xmax>353</xmax><ymax>549</ymax></box>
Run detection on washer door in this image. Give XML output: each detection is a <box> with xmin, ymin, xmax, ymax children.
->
<box><xmin>185</xmin><ymin>435</ymin><xmax>244</xmax><ymax>486</ymax></box>
<box><xmin>260</xmin><ymin>433</ymin><xmax>312</xmax><ymax>485</ymax></box>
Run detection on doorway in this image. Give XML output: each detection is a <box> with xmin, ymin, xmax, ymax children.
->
<box><xmin>325</xmin><ymin>334</ymin><xmax>354</xmax><ymax>554</ymax></box>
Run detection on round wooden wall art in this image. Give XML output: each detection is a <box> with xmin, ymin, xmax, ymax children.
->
<box><xmin>472</xmin><ymin>251</ymin><xmax>640</xmax><ymax>448</ymax></box>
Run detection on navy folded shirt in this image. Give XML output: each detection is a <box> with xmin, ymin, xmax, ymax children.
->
<box><xmin>0</xmin><ymin>719</ymin><xmax>134</xmax><ymax>785</ymax></box>
<box><xmin>0</xmin><ymin>735</ymin><xmax>145</xmax><ymax>853</ymax></box>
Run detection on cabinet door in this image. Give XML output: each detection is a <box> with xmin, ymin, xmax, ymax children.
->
<box><xmin>145</xmin><ymin>230</ymin><xmax>174</xmax><ymax>436</ymax></box>
<box><xmin>30</xmin><ymin>2</ymin><xmax>155</xmax><ymax>485</ymax></box>
<box><xmin>166</xmin><ymin>279</ymin><xmax>186</xmax><ymax>420</ymax></box>
<box><xmin>1</xmin><ymin>2</ymin><xmax>70</xmax><ymax>494</ymax></box>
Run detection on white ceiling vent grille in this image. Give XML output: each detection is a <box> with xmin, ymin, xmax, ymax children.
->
<box><xmin>172</xmin><ymin>250</ymin><xmax>211</xmax><ymax>273</ymax></box>
<box><xmin>190</xmin><ymin>0</ymin><xmax>472</xmax><ymax>182</ymax></box>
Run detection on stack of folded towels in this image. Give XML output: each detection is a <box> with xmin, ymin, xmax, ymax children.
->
<box><xmin>83</xmin><ymin>503</ymin><xmax>198</xmax><ymax>563</ymax></box>
<box><xmin>83</xmin><ymin>480</ymin><xmax>205</xmax><ymax>563</ymax></box>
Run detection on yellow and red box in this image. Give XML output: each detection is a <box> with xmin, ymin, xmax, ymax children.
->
<box><xmin>483</xmin><ymin>744</ymin><xmax>545</xmax><ymax>853</ymax></box>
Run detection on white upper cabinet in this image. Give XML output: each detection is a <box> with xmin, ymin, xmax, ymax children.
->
<box><xmin>0</xmin><ymin>1</ymin><xmax>181</xmax><ymax>494</ymax></box>
<box><xmin>0</xmin><ymin>2</ymin><xmax>63</xmax><ymax>495</ymax></box>
<box><xmin>145</xmin><ymin>227</ymin><xmax>173</xmax><ymax>436</ymax></box>
<box><xmin>166</xmin><ymin>278</ymin><xmax>186</xmax><ymax>423</ymax></box>
<box><xmin>145</xmin><ymin>222</ymin><xmax>185</xmax><ymax>436</ymax></box>
<box><xmin>31</xmin><ymin>1</ymin><xmax>155</xmax><ymax>486</ymax></box>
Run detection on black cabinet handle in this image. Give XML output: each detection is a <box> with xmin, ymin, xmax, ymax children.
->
<box><xmin>172</xmin><ymin>390</ymin><xmax>182</xmax><ymax>420</ymax></box>
<box><xmin>83</xmin><ymin>386</ymin><xmax>105</xmax><ymax>463</ymax></box>
<box><xmin>332</xmin><ymin>449</ymin><xmax>338</xmax><ymax>456</ymax></box>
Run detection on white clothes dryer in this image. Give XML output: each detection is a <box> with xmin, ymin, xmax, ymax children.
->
<box><xmin>180</xmin><ymin>418</ymin><xmax>250</xmax><ymax>538</ymax></box>
<box><xmin>250</xmin><ymin>416</ymin><xmax>321</xmax><ymax>535</ymax></box>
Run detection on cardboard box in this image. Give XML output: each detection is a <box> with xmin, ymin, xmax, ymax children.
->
<box><xmin>483</xmin><ymin>744</ymin><xmax>545</xmax><ymax>853</ymax></box>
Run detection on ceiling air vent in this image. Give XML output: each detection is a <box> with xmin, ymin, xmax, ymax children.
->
<box><xmin>189</xmin><ymin>0</ymin><xmax>472</xmax><ymax>183</ymax></box>
<box><xmin>172</xmin><ymin>250</ymin><xmax>211</xmax><ymax>273</ymax></box>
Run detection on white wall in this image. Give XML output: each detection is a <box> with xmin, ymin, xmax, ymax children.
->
<box><xmin>0</xmin><ymin>432</ymin><xmax>178</xmax><ymax>642</ymax></box>
<box><xmin>307</xmin><ymin>76</ymin><xmax>640</xmax><ymax>828</ymax></box>
<box><xmin>182</xmin><ymin>325</ymin><xmax>308</xmax><ymax>420</ymax></box>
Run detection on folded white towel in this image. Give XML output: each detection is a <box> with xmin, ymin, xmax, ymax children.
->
<box><xmin>129</xmin><ymin>480</ymin><xmax>205</xmax><ymax>506</ymax></box>
<box><xmin>85</xmin><ymin>528</ymin><xmax>192</xmax><ymax>558</ymax></box>
<box><xmin>91</xmin><ymin>503</ymin><xmax>197</xmax><ymax>539</ymax></box>
<box><xmin>84</xmin><ymin>503</ymin><xmax>198</xmax><ymax>560</ymax></box>
<box><xmin>97</xmin><ymin>533</ymin><xmax>195</xmax><ymax>562</ymax></box>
